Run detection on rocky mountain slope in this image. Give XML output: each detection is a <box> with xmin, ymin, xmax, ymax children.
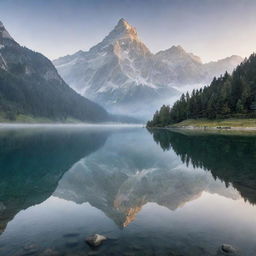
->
<box><xmin>0</xmin><ymin>21</ymin><xmax>109</xmax><ymax>122</ymax></box>
<box><xmin>53</xmin><ymin>19</ymin><xmax>243</xmax><ymax>116</ymax></box>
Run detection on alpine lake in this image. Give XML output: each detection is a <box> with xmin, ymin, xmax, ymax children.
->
<box><xmin>0</xmin><ymin>125</ymin><xmax>256</xmax><ymax>256</ymax></box>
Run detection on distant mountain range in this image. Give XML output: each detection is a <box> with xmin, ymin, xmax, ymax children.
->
<box><xmin>53</xmin><ymin>18</ymin><xmax>243</xmax><ymax>117</ymax></box>
<box><xmin>0</xmin><ymin>21</ymin><xmax>110</xmax><ymax>122</ymax></box>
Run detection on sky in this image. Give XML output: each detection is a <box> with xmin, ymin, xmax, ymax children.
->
<box><xmin>0</xmin><ymin>0</ymin><xmax>256</xmax><ymax>62</ymax></box>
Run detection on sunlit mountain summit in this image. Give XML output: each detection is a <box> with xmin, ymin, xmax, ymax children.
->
<box><xmin>54</xmin><ymin>19</ymin><xmax>242</xmax><ymax>118</ymax></box>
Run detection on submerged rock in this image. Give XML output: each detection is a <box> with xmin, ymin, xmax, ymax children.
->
<box><xmin>22</xmin><ymin>244</ymin><xmax>39</xmax><ymax>255</ymax></box>
<box><xmin>85</xmin><ymin>234</ymin><xmax>107</xmax><ymax>247</ymax></box>
<box><xmin>218</xmin><ymin>244</ymin><xmax>239</xmax><ymax>255</ymax></box>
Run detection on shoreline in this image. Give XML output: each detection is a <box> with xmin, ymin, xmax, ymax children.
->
<box><xmin>147</xmin><ymin>118</ymin><xmax>256</xmax><ymax>132</ymax></box>
<box><xmin>147</xmin><ymin>126</ymin><xmax>256</xmax><ymax>136</ymax></box>
<box><xmin>168</xmin><ymin>125</ymin><xmax>256</xmax><ymax>131</ymax></box>
<box><xmin>147</xmin><ymin>126</ymin><xmax>256</xmax><ymax>137</ymax></box>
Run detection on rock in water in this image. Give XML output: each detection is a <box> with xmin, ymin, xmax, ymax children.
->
<box><xmin>86</xmin><ymin>234</ymin><xmax>107</xmax><ymax>247</ymax></box>
<box><xmin>22</xmin><ymin>244</ymin><xmax>39</xmax><ymax>255</ymax></box>
<box><xmin>218</xmin><ymin>244</ymin><xmax>239</xmax><ymax>255</ymax></box>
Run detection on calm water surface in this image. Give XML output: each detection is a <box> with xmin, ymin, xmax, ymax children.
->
<box><xmin>0</xmin><ymin>126</ymin><xmax>256</xmax><ymax>256</ymax></box>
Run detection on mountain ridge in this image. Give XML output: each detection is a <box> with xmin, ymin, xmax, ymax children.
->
<box><xmin>53</xmin><ymin>19</ymin><xmax>243</xmax><ymax>117</ymax></box>
<box><xmin>0</xmin><ymin>21</ymin><xmax>111</xmax><ymax>122</ymax></box>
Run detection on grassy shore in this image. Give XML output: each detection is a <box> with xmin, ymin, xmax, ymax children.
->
<box><xmin>168</xmin><ymin>118</ymin><xmax>256</xmax><ymax>130</ymax></box>
<box><xmin>0</xmin><ymin>113</ymin><xmax>81</xmax><ymax>124</ymax></box>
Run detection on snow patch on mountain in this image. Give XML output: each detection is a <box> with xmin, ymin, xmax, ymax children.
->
<box><xmin>0</xmin><ymin>53</ymin><xmax>7</xmax><ymax>70</ymax></box>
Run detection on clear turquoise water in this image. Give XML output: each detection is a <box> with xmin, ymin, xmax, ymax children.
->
<box><xmin>0</xmin><ymin>126</ymin><xmax>256</xmax><ymax>256</ymax></box>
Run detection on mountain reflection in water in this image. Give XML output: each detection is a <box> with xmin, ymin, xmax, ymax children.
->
<box><xmin>0</xmin><ymin>127</ymin><xmax>108</xmax><ymax>235</ymax></box>
<box><xmin>0</xmin><ymin>127</ymin><xmax>256</xmax><ymax>256</ymax></box>
<box><xmin>54</xmin><ymin>131</ymin><xmax>240</xmax><ymax>227</ymax></box>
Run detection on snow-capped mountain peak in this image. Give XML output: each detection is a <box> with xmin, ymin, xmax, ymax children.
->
<box><xmin>53</xmin><ymin>19</ymin><xmax>243</xmax><ymax>118</ymax></box>
<box><xmin>89</xmin><ymin>18</ymin><xmax>142</xmax><ymax>54</ymax></box>
<box><xmin>106</xmin><ymin>18</ymin><xmax>138</xmax><ymax>42</ymax></box>
<box><xmin>156</xmin><ymin>45</ymin><xmax>203</xmax><ymax>65</ymax></box>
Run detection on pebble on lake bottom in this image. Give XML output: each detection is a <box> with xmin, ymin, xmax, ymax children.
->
<box><xmin>218</xmin><ymin>244</ymin><xmax>239</xmax><ymax>255</ymax></box>
<box><xmin>85</xmin><ymin>234</ymin><xmax>107</xmax><ymax>247</ymax></box>
<box><xmin>22</xmin><ymin>244</ymin><xmax>40</xmax><ymax>255</ymax></box>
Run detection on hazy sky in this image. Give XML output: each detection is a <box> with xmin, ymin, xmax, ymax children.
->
<box><xmin>0</xmin><ymin>0</ymin><xmax>255</xmax><ymax>62</ymax></box>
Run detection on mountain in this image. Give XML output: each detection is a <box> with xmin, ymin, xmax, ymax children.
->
<box><xmin>53</xmin><ymin>19</ymin><xmax>243</xmax><ymax>117</ymax></box>
<box><xmin>53</xmin><ymin>19</ymin><xmax>179</xmax><ymax>116</ymax></box>
<box><xmin>155</xmin><ymin>46</ymin><xmax>243</xmax><ymax>84</ymax></box>
<box><xmin>0</xmin><ymin>21</ymin><xmax>109</xmax><ymax>122</ymax></box>
<box><xmin>204</xmin><ymin>55</ymin><xmax>244</xmax><ymax>79</ymax></box>
<box><xmin>155</xmin><ymin>45</ymin><xmax>207</xmax><ymax>84</ymax></box>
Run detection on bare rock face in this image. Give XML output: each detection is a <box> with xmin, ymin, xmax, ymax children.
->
<box><xmin>85</xmin><ymin>234</ymin><xmax>107</xmax><ymax>247</ymax></box>
<box><xmin>0</xmin><ymin>21</ymin><xmax>18</xmax><ymax>47</ymax></box>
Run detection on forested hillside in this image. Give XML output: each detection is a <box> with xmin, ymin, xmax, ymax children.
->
<box><xmin>147</xmin><ymin>53</ymin><xmax>256</xmax><ymax>127</ymax></box>
<box><xmin>0</xmin><ymin>21</ymin><xmax>109</xmax><ymax>122</ymax></box>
